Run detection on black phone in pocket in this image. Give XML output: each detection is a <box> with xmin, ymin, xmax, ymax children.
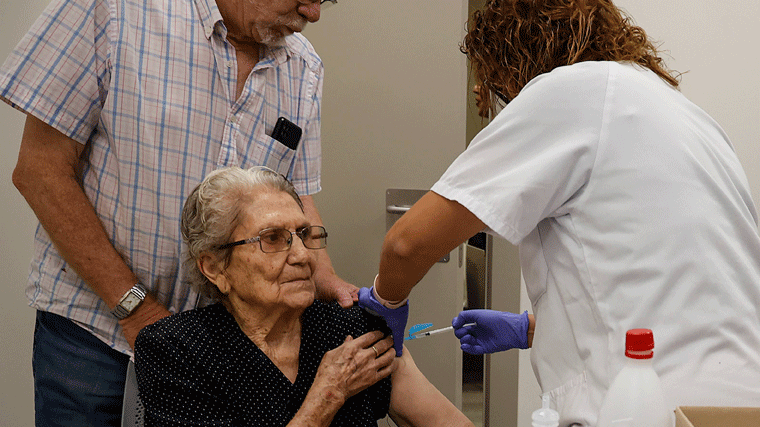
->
<box><xmin>271</xmin><ymin>117</ymin><xmax>302</xmax><ymax>150</ymax></box>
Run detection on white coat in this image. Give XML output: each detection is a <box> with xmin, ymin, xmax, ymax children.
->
<box><xmin>432</xmin><ymin>61</ymin><xmax>760</xmax><ymax>426</ymax></box>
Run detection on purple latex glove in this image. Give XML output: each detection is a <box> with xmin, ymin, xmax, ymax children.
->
<box><xmin>357</xmin><ymin>287</ymin><xmax>408</xmax><ymax>356</ymax></box>
<box><xmin>452</xmin><ymin>309</ymin><xmax>530</xmax><ymax>355</ymax></box>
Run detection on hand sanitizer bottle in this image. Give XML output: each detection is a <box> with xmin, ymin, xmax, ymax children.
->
<box><xmin>532</xmin><ymin>393</ymin><xmax>559</xmax><ymax>427</ymax></box>
<box><xmin>597</xmin><ymin>328</ymin><xmax>673</xmax><ymax>427</ymax></box>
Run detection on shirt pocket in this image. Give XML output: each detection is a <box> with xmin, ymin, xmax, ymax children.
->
<box><xmin>242</xmin><ymin>135</ymin><xmax>298</xmax><ymax>179</ymax></box>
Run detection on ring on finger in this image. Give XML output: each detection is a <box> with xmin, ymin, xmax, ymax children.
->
<box><xmin>371</xmin><ymin>345</ymin><xmax>379</xmax><ymax>357</ymax></box>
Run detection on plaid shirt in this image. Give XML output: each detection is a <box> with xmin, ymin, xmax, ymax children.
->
<box><xmin>0</xmin><ymin>0</ymin><xmax>323</xmax><ymax>355</ymax></box>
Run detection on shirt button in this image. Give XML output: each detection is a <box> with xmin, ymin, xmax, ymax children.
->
<box><xmin>225</xmin><ymin>60</ymin><xmax>234</xmax><ymax>68</ymax></box>
<box><xmin>229</xmin><ymin>115</ymin><xmax>237</xmax><ymax>124</ymax></box>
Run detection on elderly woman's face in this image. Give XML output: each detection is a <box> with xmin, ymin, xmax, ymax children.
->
<box><xmin>215</xmin><ymin>189</ymin><xmax>317</xmax><ymax>311</ymax></box>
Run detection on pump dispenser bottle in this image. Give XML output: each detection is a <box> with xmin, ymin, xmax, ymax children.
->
<box><xmin>597</xmin><ymin>328</ymin><xmax>673</xmax><ymax>427</ymax></box>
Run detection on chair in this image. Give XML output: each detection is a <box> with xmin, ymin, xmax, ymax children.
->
<box><xmin>121</xmin><ymin>360</ymin><xmax>145</xmax><ymax>427</ymax></box>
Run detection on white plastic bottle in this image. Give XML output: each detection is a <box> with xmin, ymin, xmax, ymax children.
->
<box><xmin>532</xmin><ymin>394</ymin><xmax>559</xmax><ymax>427</ymax></box>
<box><xmin>597</xmin><ymin>328</ymin><xmax>673</xmax><ymax>427</ymax></box>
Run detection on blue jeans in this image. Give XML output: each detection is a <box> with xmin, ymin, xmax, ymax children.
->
<box><xmin>33</xmin><ymin>310</ymin><xmax>130</xmax><ymax>427</ymax></box>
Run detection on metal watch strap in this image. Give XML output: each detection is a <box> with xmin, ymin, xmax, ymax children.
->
<box><xmin>111</xmin><ymin>283</ymin><xmax>148</xmax><ymax>320</ymax></box>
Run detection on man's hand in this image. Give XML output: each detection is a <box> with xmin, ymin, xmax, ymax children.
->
<box><xmin>357</xmin><ymin>287</ymin><xmax>408</xmax><ymax>356</ymax></box>
<box><xmin>119</xmin><ymin>295</ymin><xmax>172</xmax><ymax>349</ymax></box>
<box><xmin>314</xmin><ymin>274</ymin><xmax>359</xmax><ymax>308</ymax></box>
<box><xmin>452</xmin><ymin>309</ymin><xmax>530</xmax><ymax>355</ymax></box>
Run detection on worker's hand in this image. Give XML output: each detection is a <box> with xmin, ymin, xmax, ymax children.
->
<box><xmin>357</xmin><ymin>287</ymin><xmax>408</xmax><ymax>357</ymax></box>
<box><xmin>452</xmin><ymin>309</ymin><xmax>530</xmax><ymax>354</ymax></box>
<box><xmin>119</xmin><ymin>295</ymin><xmax>172</xmax><ymax>349</ymax></box>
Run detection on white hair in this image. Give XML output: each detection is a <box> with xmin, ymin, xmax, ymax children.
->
<box><xmin>180</xmin><ymin>166</ymin><xmax>303</xmax><ymax>301</ymax></box>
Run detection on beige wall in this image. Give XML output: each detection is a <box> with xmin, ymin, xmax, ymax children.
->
<box><xmin>1</xmin><ymin>1</ymin><xmax>758</xmax><ymax>426</ymax></box>
<box><xmin>0</xmin><ymin>0</ymin><xmax>48</xmax><ymax>425</ymax></box>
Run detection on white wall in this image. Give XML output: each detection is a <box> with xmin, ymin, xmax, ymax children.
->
<box><xmin>1</xmin><ymin>1</ymin><xmax>758</xmax><ymax>426</ymax></box>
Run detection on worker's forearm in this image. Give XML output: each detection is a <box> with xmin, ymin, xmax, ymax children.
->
<box><xmin>376</xmin><ymin>240</ymin><xmax>434</xmax><ymax>302</ymax></box>
<box><xmin>376</xmin><ymin>213</ymin><xmax>441</xmax><ymax>302</ymax></box>
<box><xmin>376</xmin><ymin>191</ymin><xmax>486</xmax><ymax>303</ymax></box>
<box><xmin>527</xmin><ymin>314</ymin><xmax>535</xmax><ymax>348</ymax></box>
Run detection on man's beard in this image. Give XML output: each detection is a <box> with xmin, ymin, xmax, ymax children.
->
<box><xmin>257</xmin><ymin>16</ymin><xmax>308</xmax><ymax>45</ymax></box>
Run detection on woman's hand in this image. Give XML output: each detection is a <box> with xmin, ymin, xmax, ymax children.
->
<box><xmin>452</xmin><ymin>310</ymin><xmax>532</xmax><ymax>354</ymax></box>
<box><xmin>289</xmin><ymin>331</ymin><xmax>394</xmax><ymax>426</ymax></box>
<box><xmin>317</xmin><ymin>331</ymin><xmax>395</xmax><ymax>400</ymax></box>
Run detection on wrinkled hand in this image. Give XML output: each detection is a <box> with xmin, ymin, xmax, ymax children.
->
<box><xmin>314</xmin><ymin>331</ymin><xmax>395</xmax><ymax>402</ymax></box>
<box><xmin>357</xmin><ymin>287</ymin><xmax>408</xmax><ymax>357</ymax></box>
<box><xmin>452</xmin><ymin>309</ymin><xmax>530</xmax><ymax>355</ymax></box>
<box><xmin>315</xmin><ymin>274</ymin><xmax>359</xmax><ymax>309</ymax></box>
<box><xmin>119</xmin><ymin>295</ymin><xmax>172</xmax><ymax>349</ymax></box>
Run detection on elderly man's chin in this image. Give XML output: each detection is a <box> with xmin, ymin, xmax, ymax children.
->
<box><xmin>258</xmin><ymin>20</ymin><xmax>308</xmax><ymax>45</ymax></box>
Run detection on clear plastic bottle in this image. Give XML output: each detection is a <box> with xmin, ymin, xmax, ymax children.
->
<box><xmin>532</xmin><ymin>394</ymin><xmax>559</xmax><ymax>427</ymax></box>
<box><xmin>597</xmin><ymin>328</ymin><xmax>673</xmax><ymax>427</ymax></box>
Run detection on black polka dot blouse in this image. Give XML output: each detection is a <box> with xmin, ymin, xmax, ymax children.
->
<box><xmin>135</xmin><ymin>301</ymin><xmax>392</xmax><ymax>426</ymax></box>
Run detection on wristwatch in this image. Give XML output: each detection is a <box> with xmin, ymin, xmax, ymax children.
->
<box><xmin>111</xmin><ymin>283</ymin><xmax>148</xmax><ymax>320</ymax></box>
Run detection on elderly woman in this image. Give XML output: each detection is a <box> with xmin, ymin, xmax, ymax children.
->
<box><xmin>135</xmin><ymin>166</ymin><xmax>474</xmax><ymax>427</ymax></box>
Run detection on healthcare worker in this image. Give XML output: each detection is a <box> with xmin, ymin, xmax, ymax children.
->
<box><xmin>357</xmin><ymin>1</ymin><xmax>760</xmax><ymax>426</ymax></box>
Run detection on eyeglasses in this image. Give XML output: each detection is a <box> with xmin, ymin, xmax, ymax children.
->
<box><xmin>321</xmin><ymin>0</ymin><xmax>337</xmax><ymax>9</ymax></box>
<box><xmin>218</xmin><ymin>226</ymin><xmax>328</xmax><ymax>253</ymax></box>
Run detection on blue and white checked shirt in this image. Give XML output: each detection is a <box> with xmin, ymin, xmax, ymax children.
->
<box><xmin>0</xmin><ymin>0</ymin><xmax>323</xmax><ymax>355</ymax></box>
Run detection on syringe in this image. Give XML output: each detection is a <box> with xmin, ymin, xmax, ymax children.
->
<box><xmin>408</xmin><ymin>323</ymin><xmax>476</xmax><ymax>339</ymax></box>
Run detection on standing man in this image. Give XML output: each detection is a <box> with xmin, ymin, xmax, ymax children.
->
<box><xmin>0</xmin><ymin>0</ymin><xmax>353</xmax><ymax>425</ymax></box>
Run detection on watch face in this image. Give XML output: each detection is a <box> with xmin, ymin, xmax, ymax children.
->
<box><xmin>122</xmin><ymin>292</ymin><xmax>141</xmax><ymax>311</ymax></box>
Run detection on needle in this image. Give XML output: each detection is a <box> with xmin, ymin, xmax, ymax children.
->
<box><xmin>410</xmin><ymin>323</ymin><xmax>476</xmax><ymax>339</ymax></box>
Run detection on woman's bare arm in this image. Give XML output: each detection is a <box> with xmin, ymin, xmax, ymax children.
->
<box><xmin>387</xmin><ymin>346</ymin><xmax>475</xmax><ymax>427</ymax></box>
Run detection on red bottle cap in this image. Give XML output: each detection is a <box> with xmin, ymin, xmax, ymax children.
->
<box><xmin>625</xmin><ymin>328</ymin><xmax>654</xmax><ymax>359</ymax></box>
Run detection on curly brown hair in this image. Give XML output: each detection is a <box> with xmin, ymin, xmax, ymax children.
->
<box><xmin>463</xmin><ymin>0</ymin><xmax>681</xmax><ymax>117</ymax></box>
